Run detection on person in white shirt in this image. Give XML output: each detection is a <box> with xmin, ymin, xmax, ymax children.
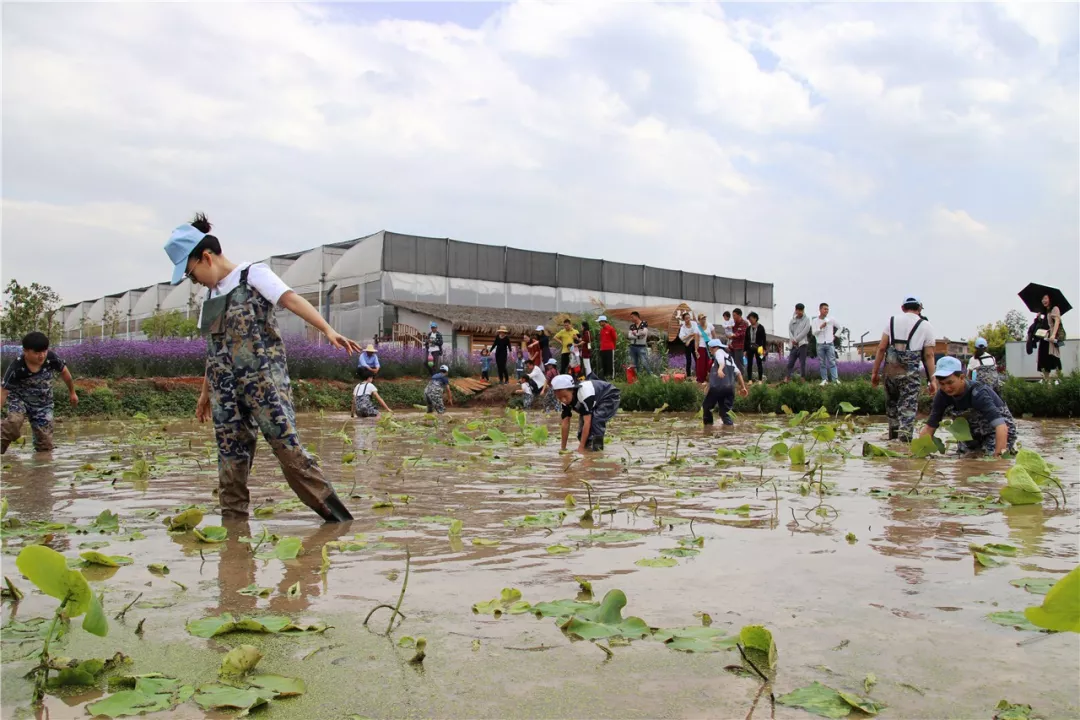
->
<box><xmin>520</xmin><ymin>358</ymin><xmax>548</xmax><ymax>410</ymax></box>
<box><xmin>813</xmin><ymin>303</ymin><xmax>841</xmax><ymax>385</ymax></box>
<box><xmin>967</xmin><ymin>337</ymin><xmax>1001</xmax><ymax>396</ymax></box>
<box><xmin>720</xmin><ymin>311</ymin><xmax>734</xmax><ymax>340</ymax></box>
<box><xmin>165</xmin><ymin>213</ymin><xmax>362</xmax><ymax>523</ymax></box>
<box><xmin>870</xmin><ymin>296</ymin><xmax>938</xmax><ymax>442</ymax></box>
<box><xmin>677</xmin><ymin>312</ymin><xmax>697</xmax><ymax>378</ymax></box>
<box><xmin>351</xmin><ymin>368</ymin><xmax>392</xmax><ymax>418</ymax></box>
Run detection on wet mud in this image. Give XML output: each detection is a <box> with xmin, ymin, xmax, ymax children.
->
<box><xmin>1</xmin><ymin>410</ymin><xmax>1078</xmax><ymax>719</ymax></box>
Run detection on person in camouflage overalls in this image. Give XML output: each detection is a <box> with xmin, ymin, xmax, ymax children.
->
<box><xmin>424</xmin><ymin>364</ymin><xmax>452</xmax><ymax>414</ymax></box>
<box><xmin>1</xmin><ymin>332</ymin><xmax>78</xmax><ymax>454</ymax></box>
<box><xmin>166</xmin><ymin>214</ymin><xmax>361</xmax><ymax>523</ymax></box>
<box><xmin>967</xmin><ymin>337</ymin><xmax>1002</xmax><ymax>397</ymax></box>
<box><xmin>921</xmin><ymin>356</ymin><xmax>1017</xmax><ymax>457</ymax></box>
<box><xmin>871</xmin><ymin>297</ymin><xmax>938</xmax><ymax>442</ymax></box>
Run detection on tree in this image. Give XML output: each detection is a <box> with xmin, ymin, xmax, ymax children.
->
<box><xmin>970</xmin><ymin>312</ymin><xmax>1027</xmax><ymax>360</ymax></box>
<box><xmin>1</xmin><ymin>280</ymin><xmax>62</xmax><ymax>343</ymax></box>
<box><xmin>101</xmin><ymin>305</ymin><xmax>124</xmax><ymax>339</ymax></box>
<box><xmin>141</xmin><ymin>309</ymin><xmax>198</xmax><ymax>340</ymax></box>
<box><xmin>1004</xmin><ymin>309</ymin><xmax>1028</xmax><ymax>341</ymax></box>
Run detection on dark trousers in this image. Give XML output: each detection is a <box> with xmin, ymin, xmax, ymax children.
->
<box><xmin>785</xmin><ymin>344</ymin><xmax>808</xmax><ymax>379</ymax></box>
<box><xmin>426</xmin><ymin>350</ymin><xmax>441</xmax><ymax>376</ymax></box>
<box><xmin>560</xmin><ymin>353</ymin><xmax>571</xmax><ymax>374</ymax></box>
<box><xmin>495</xmin><ymin>353</ymin><xmax>509</xmax><ymax>383</ymax></box>
<box><xmin>684</xmin><ymin>346</ymin><xmax>695</xmax><ymax>375</ymax></box>
<box><xmin>746</xmin><ymin>350</ymin><xmax>764</xmax><ymax>381</ymax></box>
<box><xmin>600</xmin><ymin>350</ymin><xmax>615</xmax><ymax>380</ymax></box>
<box><xmin>702</xmin><ymin>387</ymin><xmax>735</xmax><ymax>426</ymax></box>
<box><xmin>728</xmin><ymin>349</ymin><xmax>745</xmax><ymax>378</ymax></box>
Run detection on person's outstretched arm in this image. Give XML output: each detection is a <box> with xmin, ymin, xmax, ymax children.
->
<box><xmin>278</xmin><ymin>291</ymin><xmax>362</xmax><ymax>354</ymax></box>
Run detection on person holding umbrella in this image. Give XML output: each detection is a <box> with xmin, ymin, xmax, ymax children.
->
<box><xmin>1019</xmin><ymin>284</ymin><xmax>1070</xmax><ymax>384</ymax></box>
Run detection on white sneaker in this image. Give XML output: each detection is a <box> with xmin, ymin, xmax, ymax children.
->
<box><xmin>1054</xmin><ymin>379</ymin><xmax>1060</xmax><ymax>385</ymax></box>
<box><xmin>820</xmin><ymin>380</ymin><xmax>828</xmax><ymax>386</ymax></box>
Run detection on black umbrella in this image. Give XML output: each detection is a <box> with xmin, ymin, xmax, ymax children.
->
<box><xmin>1018</xmin><ymin>283</ymin><xmax>1072</xmax><ymax>316</ymax></box>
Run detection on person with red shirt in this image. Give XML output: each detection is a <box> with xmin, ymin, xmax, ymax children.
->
<box><xmin>598</xmin><ymin>315</ymin><xmax>618</xmax><ymax>380</ymax></box>
<box><xmin>727</xmin><ymin>308</ymin><xmax>749</xmax><ymax>380</ymax></box>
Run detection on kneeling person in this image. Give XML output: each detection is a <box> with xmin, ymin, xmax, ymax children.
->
<box><xmin>1</xmin><ymin>331</ymin><xmax>78</xmax><ymax>454</ymax></box>
<box><xmin>552</xmin><ymin>374</ymin><xmax>620</xmax><ymax>452</ymax></box>
<box><xmin>352</xmin><ymin>368</ymin><xmax>392</xmax><ymax>418</ymax></box>
<box><xmin>919</xmin><ymin>356</ymin><xmax>1017</xmax><ymax>457</ymax></box>
<box><xmin>702</xmin><ymin>339</ymin><xmax>748</xmax><ymax>427</ymax></box>
<box><xmin>520</xmin><ymin>358</ymin><xmax>547</xmax><ymax>410</ymax></box>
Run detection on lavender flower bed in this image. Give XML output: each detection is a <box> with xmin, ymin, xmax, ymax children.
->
<box><xmin>1</xmin><ymin>339</ymin><xmax>481</xmax><ymax>381</ymax></box>
<box><xmin>664</xmin><ymin>354</ymin><xmax>872</xmax><ymax>382</ymax></box>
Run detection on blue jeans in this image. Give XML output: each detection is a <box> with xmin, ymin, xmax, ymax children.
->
<box><xmin>629</xmin><ymin>345</ymin><xmax>648</xmax><ymax>373</ymax></box>
<box><xmin>817</xmin><ymin>343</ymin><xmax>838</xmax><ymax>382</ymax></box>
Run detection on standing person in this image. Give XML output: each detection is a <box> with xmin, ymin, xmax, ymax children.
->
<box><xmin>678</xmin><ymin>312</ymin><xmax>697</xmax><ymax>378</ymax></box>
<box><xmin>424</xmin><ymin>364</ymin><xmax>453</xmax><ymax>414</ymax></box>
<box><xmin>720</xmin><ymin>311</ymin><xmax>734</xmax><ymax>341</ymax></box>
<box><xmin>785</xmin><ymin>304</ymin><xmax>811</xmax><ymax>381</ymax></box>
<box><xmin>870</xmin><ymin>297</ymin><xmax>937</xmax><ymax>442</ymax></box>
<box><xmin>554</xmin><ymin>318</ymin><xmax>580</xmax><ymax>374</ymax></box>
<box><xmin>578</xmin><ymin>321</ymin><xmax>594</xmax><ymax>378</ymax></box>
<box><xmin>519</xmin><ymin>358</ymin><xmax>547</xmax><ymax>410</ymax></box>
<box><xmin>425</xmin><ymin>322</ymin><xmax>444</xmax><ymax>376</ymax></box>
<box><xmin>356</xmin><ymin>344</ymin><xmax>381</xmax><ymax>377</ymax></box>
<box><xmin>695</xmin><ymin>313</ymin><xmax>713</xmax><ymax>383</ymax></box>
<box><xmin>1</xmin><ymin>331</ymin><xmax>78</xmax><ymax>454</ymax></box>
<box><xmin>543</xmin><ymin>358</ymin><xmax>560</xmax><ymax>411</ymax></box>
<box><xmin>701</xmin><ymin>339</ymin><xmax>749</xmax><ymax>427</ymax></box>
<box><xmin>479</xmin><ymin>347</ymin><xmax>492</xmax><ymax>382</ymax></box>
<box><xmin>727</xmin><ymin>309</ymin><xmax>749</xmax><ymax>379</ymax></box>
<box><xmin>536</xmin><ymin>326</ymin><xmax>552</xmax><ymax>364</ymax></box>
<box><xmin>526</xmin><ymin>331</ymin><xmax>542</xmax><ymax>368</ymax></box>
<box><xmin>552</xmin><ymin>374</ymin><xmax>621</xmax><ymax>452</ymax></box>
<box><xmin>627</xmin><ymin>311</ymin><xmax>650</xmax><ymax>374</ymax></box>
<box><xmin>745</xmin><ymin>312</ymin><xmax>767</xmax><ymax>384</ymax></box>
<box><xmin>165</xmin><ymin>214</ymin><xmax>357</xmax><ymax>522</ymax></box>
<box><xmin>920</xmin><ymin>357</ymin><xmax>1017</xmax><ymax>457</ymax></box>
<box><xmin>490</xmin><ymin>326</ymin><xmax>512</xmax><ymax>384</ymax></box>
<box><xmin>813</xmin><ymin>303</ymin><xmax>841</xmax><ymax>385</ymax></box>
<box><xmin>351</xmin><ymin>368</ymin><xmax>392</xmax><ymax>418</ymax></box>
<box><xmin>1033</xmin><ymin>294</ymin><xmax>1064</xmax><ymax>384</ymax></box>
<box><xmin>598</xmin><ymin>315</ymin><xmax>617</xmax><ymax>380</ymax></box>
<box><xmin>967</xmin><ymin>337</ymin><xmax>1001</xmax><ymax>396</ymax></box>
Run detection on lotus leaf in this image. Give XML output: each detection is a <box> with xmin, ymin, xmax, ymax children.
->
<box><xmin>92</xmin><ymin>509</ymin><xmax>121</xmax><ymax>533</ymax></box>
<box><xmin>974</xmin><ymin>552</ymin><xmax>1006</xmax><ymax>568</ymax></box>
<box><xmin>485</xmin><ymin>428</ymin><xmax>508</xmax><ymax>444</ymax></box>
<box><xmin>80</xmin><ymin>551</ymin><xmax>133</xmax><ymax>567</ymax></box>
<box><xmin>471</xmin><ymin>538</ymin><xmax>500</xmax><ymax>546</ymax></box>
<box><xmin>194</xmin><ymin>684</ymin><xmax>269</xmax><ymax>713</ymax></box>
<box><xmin>715</xmin><ymin>504</ymin><xmax>751</xmax><ymax>516</ymax></box>
<box><xmin>739</xmin><ymin>624</ymin><xmax>777</xmax><ymax>669</ymax></box>
<box><xmin>238</xmin><ymin>584</ymin><xmax>273</xmax><ymax>597</ymax></box>
<box><xmin>654</xmin><ymin>626</ymin><xmax>736</xmax><ymax>653</ymax></box>
<box><xmin>1014</xmin><ymin>449</ymin><xmax>1051</xmax><ymax>483</ymax></box>
<box><xmin>79</xmin><ymin>541</ymin><xmax>111</xmax><ymax>550</ymax></box>
<box><xmin>166</xmin><ymin>508</ymin><xmax>203</xmax><ymax>531</ymax></box>
<box><xmin>769</xmin><ymin>442</ymin><xmax>789</xmax><ymax>458</ymax></box>
<box><xmin>86</xmin><ymin>690</ymin><xmax>174</xmax><ymax>717</ymax></box>
<box><xmin>532</xmin><ymin>598</ymin><xmax>602</xmax><ymax>619</ymax></box>
<box><xmin>789</xmin><ymin>444</ymin><xmax>806</xmax><ymax>467</ymax></box>
<box><xmin>862</xmin><ymin>442</ymin><xmax>900</xmax><ymax>458</ymax></box>
<box><xmin>249</xmin><ymin>674</ymin><xmax>307</xmax><ymax>697</ymax></box>
<box><xmin>546</xmin><ymin>544</ymin><xmax>572</xmax><ymax>554</ymax></box>
<box><xmin>811</xmin><ymin>425</ymin><xmax>836</xmax><ymax>443</ymax></box>
<box><xmin>557</xmin><ymin>590</ymin><xmax>652</xmax><ymax>641</ymax></box>
<box><xmin>50</xmin><ymin>658</ymin><xmax>106</xmax><ymax>687</ymax></box>
<box><xmin>635</xmin><ymin>557</ymin><xmax>677</xmax><ymax>568</ymax></box>
<box><xmin>943</xmin><ymin>417</ymin><xmax>973</xmax><ymax>442</ymax></box>
<box><xmin>255</xmin><ymin>536</ymin><xmax>302</xmax><ymax>560</ymax></box>
<box><xmin>505</xmin><ymin>511</ymin><xmax>566</xmax><ymax>529</ymax></box>
<box><xmin>994</xmin><ymin>700</ymin><xmax>1036</xmax><ymax>720</ymax></box>
<box><xmin>83</xmin><ymin>593</ymin><xmax>109</xmax><ymax>637</ymax></box>
<box><xmin>472</xmin><ymin>588</ymin><xmax>531</xmax><ymax>616</ymax></box>
<box><xmin>1000</xmin><ymin>487</ymin><xmax>1043</xmax><ymax>506</ymax></box>
<box><xmin>1009</xmin><ymin>578</ymin><xmax>1055</xmax><ymax>596</ymax></box>
<box><xmin>986</xmin><ymin>610</ymin><xmax>1043</xmax><ymax>632</ymax></box>
<box><xmin>970</xmin><ymin>543</ymin><xmax>1017</xmax><ymax>557</ymax></box>
<box><xmin>193</xmin><ymin>526</ymin><xmax>228</xmax><ymax>543</ymax></box>
<box><xmin>567</xmin><ymin>531</ymin><xmax>642</xmax><ymax>544</ymax></box>
<box><xmin>838</xmin><ymin>402</ymin><xmax>859</xmax><ymax>413</ymax></box>
<box><xmin>660</xmin><ymin>547</ymin><xmax>700</xmax><ymax>558</ymax></box>
<box><xmin>1024</xmin><ymin>564</ymin><xmax>1079</xmax><ymax>633</ymax></box>
<box><xmin>777</xmin><ymin>681</ymin><xmax>883</xmax><ymax>718</ymax></box>
<box><xmin>134</xmin><ymin>676</ymin><xmax>180</xmax><ymax>695</ymax></box>
<box><xmin>531</xmin><ymin>425</ymin><xmax>549</xmax><ymax>445</ymax></box>
<box><xmin>220</xmin><ymin>644</ymin><xmax>263</xmax><ymax>676</ymax></box>
<box><xmin>449</xmin><ymin>519</ymin><xmax>463</xmax><ymax>537</ymax></box>
<box><xmin>147</xmin><ymin>564</ymin><xmax>169</xmax><ymax>575</ymax></box>
<box><xmin>452</xmin><ymin>429</ymin><xmax>474</xmax><ymax>445</ymax></box>
<box><xmin>417</xmin><ymin>516</ymin><xmax>456</xmax><ymax>525</ymax></box>
<box><xmin>186</xmin><ymin>613</ymin><xmax>328</xmax><ymax>638</ymax></box>
<box><xmin>1005</xmin><ymin>466</ymin><xmax>1040</xmax><ymax>494</ymax></box>
<box><xmin>910</xmin><ymin>435</ymin><xmax>943</xmax><ymax>458</ymax></box>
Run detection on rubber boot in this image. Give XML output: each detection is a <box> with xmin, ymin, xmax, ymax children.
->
<box><xmin>315</xmin><ymin>492</ymin><xmax>354</xmax><ymax>523</ymax></box>
<box><xmin>585</xmin><ymin>436</ymin><xmax>604</xmax><ymax>451</ymax></box>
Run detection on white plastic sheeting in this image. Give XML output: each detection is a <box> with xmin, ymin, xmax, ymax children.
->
<box><xmin>131</xmin><ymin>283</ymin><xmax>173</xmax><ymax>318</ymax></box>
<box><xmin>326</xmin><ymin>232</ymin><xmax>384</xmax><ymax>283</ymax></box>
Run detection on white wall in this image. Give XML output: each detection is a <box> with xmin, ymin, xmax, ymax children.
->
<box><xmin>1005</xmin><ymin>340</ymin><xmax>1079</xmax><ymax>379</ymax></box>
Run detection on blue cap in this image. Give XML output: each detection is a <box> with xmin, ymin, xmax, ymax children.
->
<box><xmin>708</xmin><ymin>338</ymin><xmax>726</xmax><ymax>348</ymax></box>
<box><xmin>975</xmin><ymin>337</ymin><xmax>988</xmax><ymax>348</ymax></box>
<box><xmin>934</xmin><ymin>356</ymin><xmax>963</xmax><ymax>377</ymax></box>
<box><xmin>164</xmin><ymin>224</ymin><xmax>207</xmax><ymax>285</ymax></box>
<box><xmin>430</xmin><ymin>321</ymin><xmax>438</xmax><ymax>328</ymax></box>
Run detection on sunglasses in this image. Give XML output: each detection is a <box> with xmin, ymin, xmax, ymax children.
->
<box><xmin>184</xmin><ymin>255</ymin><xmax>203</xmax><ymax>282</ymax></box>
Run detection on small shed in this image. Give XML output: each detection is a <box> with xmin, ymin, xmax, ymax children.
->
<box><xmin>607</xmin><ymin>303</ymin><xmax>694</xmax><ymax>342</ymax></box>
<box><xmin>382</xmin><ymin>300</ymin><xmax>562</xmax><ymax>354</ymax></box>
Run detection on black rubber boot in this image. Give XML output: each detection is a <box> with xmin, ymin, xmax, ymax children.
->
<box><xmin>316</xmin><ymin>492</ymin><xmax>354</xmax><ymax>523</ymax></box>
<box><xmin>585</xmin><ymin>436</ymin><xmax>604</xmax><ymax>451</ymax></box>
<box><xmin>888</xmin><ymin>429</ymin><xmax>898</xmax><ymax>441</ymax></box>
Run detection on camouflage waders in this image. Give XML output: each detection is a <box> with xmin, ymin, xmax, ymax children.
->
<box><xmin>353</xmin><ymin>383</ymin><xmax>379</xmax><ymax>418</ymax></box>
<box><xmin>944</xmin><ymin>390</ymin><xmax>1017</xmax><ymax>456</ymax></box>
<box><xmin>424</xmin><ymin>380</ymin><xmax>446</xmax><ymax>414</ymax></box>
<box><xmin>1</xmin><ymin>395</ymin><xmax>54</xmax><ymax>453</ymax></box>
<box><xmin>970</xmin><ymin>356</ymin><xmax>1002</xmax><ymax>396</ymax></box>
<box><xmin>204</xmin><ymin>268</ymin><xmax>351</xmax><ymax>522</ymax></box>
<box><xmin>883</xmin><ymin>317</ymin><xmax>926</xmax><ymax>443</ymax></box>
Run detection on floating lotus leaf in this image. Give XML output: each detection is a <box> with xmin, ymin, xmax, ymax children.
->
<box><xmin>238</xmin><ymin>584</ymin><xmax>273</xmax><ymax>598</ymax></box>
<box><xmin>654</xmin><ymin>626</ymin><xmax>736</xmax><ymax>653</ymax></box>
<box><xmin>80</xmin><ymin>551</ymin><xmax>133</xmax><ymax>567</ymax></box>
<box><xmin>248</xmin><ymin>674</ymin><xmax>307</xmax><ymax>697</ymax></box>
<box><xmin>220</xmin><ymin>644</ymin><xmax>262</xmax><ymax>676</ymax></box>
<box><xmin>85</xmin><ymin>690</ymin><xmax>174</xmax><ymax>718</ymax></box>
<box><xmin>193</xmin><ymin>526</ymin><xmax>228</xmax><ymax>543</ymax></box>
<box><xmin>472</xmin><ymin>588</ymin><xmax>531</xmax><ymax>617</ymax></box>
<box><xmin>193</xmin><ymin>684</ymin><xmax>269</xmax><ymax>713</ymax></box>
<box><xmin>557</xmin><ymin>590</ymin><xmax>651</xmax><ymax>641</ymax></box>
<box><xmin>166</xmin><ymin>508</ymin><xmax>203</xmax><ymax>531</ymax></box>
<box><xmin>471</xmin><ymin>538</ymin><xmax>500</xmax><ymax>546</ymax></box>
<box><xmin>546</xmin><ymin>544</ymin><xmax>572</xmax><ymax>554</ymax></box>
<box><xmin>635</xmin><ymin>557</ymin><xmax>677</xmax><ymax>568</ymax></box>
<box><xmin>777</xmin><ymin>681</ymin><xmax>884</xmax><ymax>718</ymax></box>
<box><xmin>862</xmin><ymin>442</ymin><xmax>900</xmax><ymax>458</ymax></box>
<box><xmin>1024</xmin><ymin>564</ymin><xmax>1079</xmax><ymax>633</ymax></box>
<box><xmin>186</xmin><ymin>613</ymin><xmax>328</xmax><ymax>638</ymax></box>
<box><xmin>566</xmin><ymin>531</ymin><xmax>642</xmax><ymax>544</ymax></box>
<box><xmin>1009</xmin><ymin>578</ymin><xmax>1056</xmax><ymax>596</ymax></box>
<box><xmin>986</xmin><ymin>610</ymin><xmax>1043</xmax><ymax>632</ymax></box>
<box><xmin>969</xmin><ymin>543</ymin><xmax>1018</xmax><ymax>557</ymax></box>
<box><xmin>715</xmin><ymin>504</ymin><xmax>751</xmax><ymax>516</ymax></box>
<box><xmin>255</xmin><ymin>536</ymin><xmax>302</xmax><ymax>560</ymax></box>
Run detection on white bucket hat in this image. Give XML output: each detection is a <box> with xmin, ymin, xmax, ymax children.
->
<box><xmin>551</xmin><ymin>374</ymin><xmax>575</xmax><ymax>391</ymax></box>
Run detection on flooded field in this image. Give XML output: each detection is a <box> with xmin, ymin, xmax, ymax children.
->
<box><xmin>2</xmin><ymin>409</ymin><xmax>1078</xmax><ymax>720</ymax></box>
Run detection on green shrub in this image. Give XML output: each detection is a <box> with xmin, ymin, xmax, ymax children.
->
<box><xmin>618</xmin><ymin>376</ymin><xmax>703</xmax><ymax>412</ymax></box>
<box><xmin>1002</xmin><ymin>373</ymin><xmax>1080</xmax><ymax>417</ymax></box>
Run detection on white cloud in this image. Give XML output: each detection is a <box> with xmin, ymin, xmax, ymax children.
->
<box><xmin>1</xmin><ymin>1</ymin><xmax>1077</xmax><ymax>340</ymax></box>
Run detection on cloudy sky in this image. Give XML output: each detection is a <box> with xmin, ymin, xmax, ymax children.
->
<box><xmin>3</xmin><ymin>1</ymin><xmax>1077</xmax><ymax>340</ymax></box>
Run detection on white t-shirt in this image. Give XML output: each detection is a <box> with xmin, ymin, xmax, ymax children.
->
<box><xmin>722</xmin><ymin>320</ymin><xmax>734</xmax><ymax>335</ymax></box>
<box><xmin>712</xmin><ymin>348</ymin><xmax>730</xmax><ymax>366</ymax></box>
<box><xmin>197</xmin><ymin>262</ymin><xmax>291</xmax><ymax>326</ymax></box>
<box><xmin>967</xmin><ymin>355</ymin><xmax>996</xmax><ymax>371</ymax></box>
<box><xmin>678</xmin><ymin>323</ymin><xmax>697</xmax><ymax>344</ymax></box>
<box><xmin>523</xmin><ymin>366</ymin><xmax>547</xmax><ymax>395</ymax></box>
<box><xmin>353</xmin><ymin>382</ymin><xmax>377</xmax><ymax>398</ymax></box>
<box><xmin>813</xmin><ymin>316</ymin><xmax>840</xmax><ymax>343</ymax></box>
<box><xmin>885</xmin><ymin>313</ymin><xmax>935</xmax><ymax>351</ymax></box>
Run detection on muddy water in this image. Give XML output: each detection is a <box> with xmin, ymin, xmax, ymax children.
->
<box><xmin>1</xmin><ymin>411</ymin><xmax>1078</xmax><ymax>719</ymax></box>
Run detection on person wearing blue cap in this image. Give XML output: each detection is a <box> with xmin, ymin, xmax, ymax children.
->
<box><xmin>165</xmin><ymin>213</ymin><xmax>361</xmax><ymax>523</ymax></box>
<box><xmin>920</xmin><ymin>356</ymin><xmax>1016</xmax><ymax>457</ymax></box>
<box><xmin>870</xmin><ymin>296</ymin><xmax>937</xmax><ymax>442</ymax></box>
<box><xmin>967</xmin><ymin>337</ymin><xmax>1001</xmax><ymax>396</ymax></box>
<box><xmin>701</xmin><ymin>338</ymin><xmax>748</xmax><ymax>427</ymax></box>
<box><xmin>424</xmin><ymin>322</ymin><xmax>444</xmax><ymax>376</ymax></box>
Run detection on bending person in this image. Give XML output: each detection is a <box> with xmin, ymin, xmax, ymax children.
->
<box><xmin>552</xmin><ymin>374</ymin><xmax>620</xmax><ymax>452</ymax></box>
<box><xmin>920</xmin><ymin>357</ymin><xmax>1017</xmax><ymax>457</ymax></box>
<box><xmin>166</xmin><ymin>213</ymin><xmax>359</xmax><ymax>523</ymax></box>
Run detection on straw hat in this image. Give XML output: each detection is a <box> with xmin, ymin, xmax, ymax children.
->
<box><xmin>364</xmin><ymin>344</ymin><xmax>377</xmax><ymax>353</ymax></box>
<box><xmin>497</xmin><ymin>326</ymin><xmax>508</xmax><ymax>333</ymax></box>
